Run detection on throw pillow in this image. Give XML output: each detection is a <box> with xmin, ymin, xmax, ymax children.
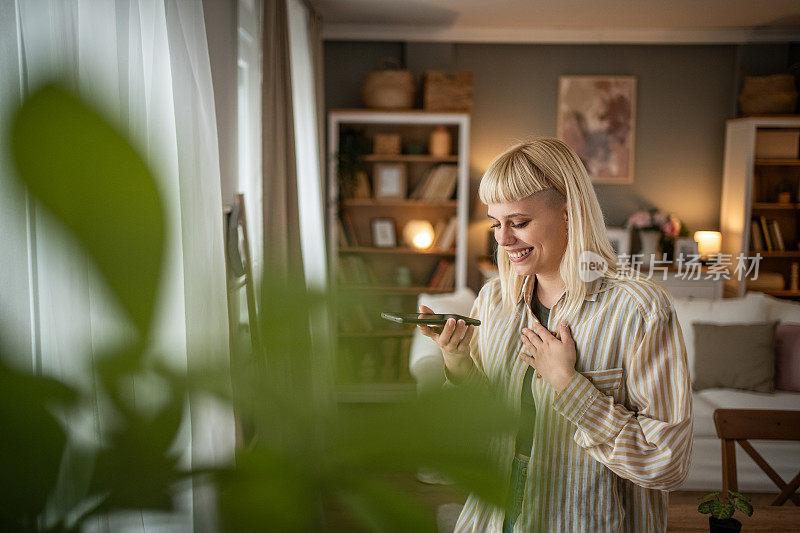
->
<box><xmin>775</xmin><ymin>323</ymin><xmax>800</xmax><ymax>392</ymax></box>
<box><xmin>692</xmin><ymin>321</ymin><xmax>777</xmax><ymax>393</ymax></box>
<box><xmin>673</xmin><ymin>294</ymin><xmax>767</xmax><ymax>380</ymax></box>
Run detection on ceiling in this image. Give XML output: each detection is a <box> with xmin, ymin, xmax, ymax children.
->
<box><xmin>314</xmin><ymin>0</ymin><xmax>800</xmax><ymax>44</ymax></box>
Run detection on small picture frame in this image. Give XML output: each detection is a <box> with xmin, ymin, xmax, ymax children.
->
<box><xmin>371</xmin><ymin>218</ymin><xmax>397</xmax><ymax>248</ymax></box>
<box><xmin>675</xmin><ymin>238</ymin><xmax>699</xmax><ymax>261</ymax></box>
<box><xmin>606</xmin><ymin>226</ymin><xmax>631</xmax><ymax>256</ymax></box>
<box><xmin>374</xmin><ymin>163</ymin><xmax>407</xmax><ymax>199</ymax></box>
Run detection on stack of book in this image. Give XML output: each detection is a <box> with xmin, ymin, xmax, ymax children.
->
<box><xmin>431</xmin><ymin>217</ymin><xmax>458</xmax><ymax>250</ymax></box>
<box><xmin>751</xmin><ymin>216</ymin><xmax>786</xmax><ymax>252</ymax></box>
<box><xmin>422</xmin><ymin>259</ymin><xmax>455</xmax><ymax>290</ymax></box>
<box><xmin>338</xmin><ymin>303</ymin><xmax>374</xmax><ymax>333</ymax></box>
<box><xmin>337</xmin><ymin>256</ymin><xmax>376</xmax><ymax>285</ymax></box>
<box><xmin>409</xmin><ymin>165</ymin><xmax>458</xmax><ymax>201</ymax></box>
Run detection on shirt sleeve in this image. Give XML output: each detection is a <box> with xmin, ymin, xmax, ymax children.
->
<box><xmin>443</xmin><ymin>287</ymin><xmax>491</xmax><ymax>389</ymax></box>
<box><xmin>551</xmin><ymin>303</ymin><xmax>693</xmax><ymax>491</ymax></box>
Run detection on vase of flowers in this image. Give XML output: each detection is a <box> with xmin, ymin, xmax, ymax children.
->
<box><xmin>626</xmin><ymin>208</ymin><xmax>689</xmax><ymax>261</ymax></box>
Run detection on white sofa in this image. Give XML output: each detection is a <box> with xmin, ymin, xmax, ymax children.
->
<box><xmin>410</xmin><ymin>288</ymin><xmax>800</xmax><ymax>492</ymax></box>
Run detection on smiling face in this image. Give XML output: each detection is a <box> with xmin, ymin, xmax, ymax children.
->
<box><xmin>487</xmin><ymin>189</ymin><xmax>569</xmax><ymax>278</ymax></box>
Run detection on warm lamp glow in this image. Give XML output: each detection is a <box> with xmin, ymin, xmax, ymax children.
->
<box><xmin>403</xmin><ymin>220</ymin><xmax>434</xmax><ymax>249</ymax></box>
<box><xmin>694</xmin><ymin>231</ymin><xmax>722</xmax><ymax>259</ymax></box>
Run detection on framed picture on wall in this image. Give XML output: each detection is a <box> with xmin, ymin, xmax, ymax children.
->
<box><xmin>371</xmin><ymin>218</ymin><xmax>397</xmax><ymax>248</ymax></box>
<box><xmin>373</xmin><ymin>163</ymin><xmax>407</xmax><ymax>199</ymax></box>
<box><xmin>557</xmin><ymin>76</ymin><xmax>637</xmax><ymax>184</ymax></box>
<box><xmin>606</xmin><ymin>226</ymin><xmax>631</xmax><ymax>256</ymax></box>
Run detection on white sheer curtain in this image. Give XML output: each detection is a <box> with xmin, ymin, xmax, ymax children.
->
<box><xmin>0</xmin><ymin>1</ymin><xmax>234</xmax><ymax>530</ymax></box>
<box><xmin>286</xmin><ymin>0</ymin><xmax>327</xmax><ymax>291</ymax></box>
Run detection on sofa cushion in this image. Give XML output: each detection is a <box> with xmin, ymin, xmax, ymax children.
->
<box><xmin>696</xmin><ymin>387</ymin><xmax>800</xmax><ymax>411</ymax></box>
<box><xmin>692</xmin><ymin>321</ymin><xmax>777</xmax><ymax>393</ymax></box>
<box><xmin>673</xmin><ymin>293</ymin><xmax>767</xmax><ymax>379</ymax></box>
<box><xmin>775</xmin><ymin>323</ymin><xmax>800</xmax><ymax>392</ymax></box>
<box><xmin>692</xmin><ymin>388</ymin><xmax>800</xmax><ymax>439</ymax></box>
<box><xmin>755</xmin><ymin>291</ymin><xmax>800</xmax><ymax>324</ymax></box>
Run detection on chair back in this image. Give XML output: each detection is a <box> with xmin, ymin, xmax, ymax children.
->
<box><xmin>714</xmin><ymin>409</ymin><xmax>800</xmax><ymax>506</ymax></box>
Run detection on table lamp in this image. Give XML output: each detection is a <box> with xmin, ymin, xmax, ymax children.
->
<box><xmin>403</xmin><ymin>220</ymin><xmax>434</xmax><ymax>249</ymax></box>
<box><xmin>694</xmin><ymin>231</ymin><xmax>721</xmax><ymax>261</ymax></box>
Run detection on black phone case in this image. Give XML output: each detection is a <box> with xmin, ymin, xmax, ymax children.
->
<box><xmin>380</xmin><ymin>312</ymin><xmax>480</xmax><ymax>326</ymax></box>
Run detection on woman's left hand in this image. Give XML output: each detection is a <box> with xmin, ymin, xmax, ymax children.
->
<box><xmin>520</xmin><ymin>321</ymin><xmax>577</xmax><ymax>393</ymax></box>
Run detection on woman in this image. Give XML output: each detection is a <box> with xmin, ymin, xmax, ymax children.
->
<box><xmin>418</xmin><ymin>138</ymin><xmax>692</xmax><ymax>532</ymax></box>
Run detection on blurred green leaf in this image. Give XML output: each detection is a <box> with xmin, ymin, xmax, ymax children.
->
<box><xmin>0</xmin><ymin>357</ymin><xmax>76</xmax><ymax>530</ymax></box>
<box><xmin>697</xmin><ymin>501</ymin><xmax>713</xmax><ymax>515</ymax></box>
<box><xmin>9</xmin><ymin>83</ymin><xmax>165</xmax><ymax>339</ymax></box>
<box><xmin>332</xmin><ymin>478</ymin><xmax>434</xmax><ymax>533</ymax></box>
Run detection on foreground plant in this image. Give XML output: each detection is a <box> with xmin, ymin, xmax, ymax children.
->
<box><xmin>1</xmin><ymin>83</ymin><xmax>515</xmax><ymax>532</ymax></box>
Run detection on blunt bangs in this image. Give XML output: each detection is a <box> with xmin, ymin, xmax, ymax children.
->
<box><xmin>478</xmin><ymin>144</ymin><xmax>549</xmax><ymax>205</ymax></box>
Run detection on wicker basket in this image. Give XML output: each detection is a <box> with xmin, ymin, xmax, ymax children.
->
<box><xmin>739</xmin><ymin>74</ymin><xmax>798</xmax><ymax>115</ymax></box>
<box><xmin>423</xmin><ymin>71</ymin><xmax>473</xmax><ymax>112</ymax></box>
<box><xmin>362</xmin><ymin>59</ymin><xmax>415</xmax><ymax>110</ymax></box>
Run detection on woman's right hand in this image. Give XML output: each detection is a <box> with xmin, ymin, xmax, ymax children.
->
<box><xmin>416</xmin><ymin>305</ymin><xmax>476</xmax><ymax>380</ymax></box>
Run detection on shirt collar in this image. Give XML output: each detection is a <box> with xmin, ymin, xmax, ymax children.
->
<box><xmin>516</xmin><ymin>275</ymin><xmax>605</xmax><ymax>307</ymax></box>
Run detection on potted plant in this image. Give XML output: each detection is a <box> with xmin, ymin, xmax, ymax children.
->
<box><xmin>697</xmin><ymin>490</ymin><xmax>753</xmax><ymax>532</ymax></box>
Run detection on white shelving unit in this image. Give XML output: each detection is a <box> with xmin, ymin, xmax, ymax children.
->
<box><xmin>327</xmin><ymin>109</ymin><xmax>470</xmax><ymax>401</ymax></box>
<box><xmin>327</xmin><ymin>109</ymin><xmax>470</xmax><ymax>289</ymax></box>
<box><xmin>720</xmin><ymin>116</ymin><xmax>800</xmax><ymax>298</ymax></box>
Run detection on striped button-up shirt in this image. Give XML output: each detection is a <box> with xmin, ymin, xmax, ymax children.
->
<box><xmin>453</xmin><ymin>274</ymin><xmax>693</xmax><ymax>532</ymax></box>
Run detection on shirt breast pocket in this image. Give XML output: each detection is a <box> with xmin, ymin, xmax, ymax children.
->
<box><xmin>581</xmin><ymin>367</ymin><xmax>625</xmax><ymax>403</ymax></box>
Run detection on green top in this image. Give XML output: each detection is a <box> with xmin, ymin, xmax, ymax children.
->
<box><xmin>515</xmin><ymin>290</ymin><xmax>550</xmax><ymax>457</ymax></box>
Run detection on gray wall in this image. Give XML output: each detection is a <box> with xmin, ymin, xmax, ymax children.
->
<box><xmin>325</xmin><ymin>41</ymin><xmax>744</xmax><ymax>290</ymax></box>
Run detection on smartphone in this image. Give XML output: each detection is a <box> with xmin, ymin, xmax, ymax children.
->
<box><xmin>380</xmin><ymin>312</ymin><xmax>480</xmax><ymax>326</ymax></box>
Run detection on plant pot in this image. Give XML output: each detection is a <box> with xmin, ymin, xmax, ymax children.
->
<box><xmin>709</xmin><ymin>516</ymin><xmax>741</xmax><ymax>533</ymax></box>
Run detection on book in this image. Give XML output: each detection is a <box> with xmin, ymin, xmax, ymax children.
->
<box><xmin>437</xmin><ymin>217</ymin><xmax>458</xmax><ymax>250</ymax></box>
<box><xmin>409</xmin><ymin>167</ymin><xmax>434</xmax><ymax>199</ymax></box>
<box><xmin>435</xmin><ymin>262</ymin><xmax>455</xmax><ymax>289</ymax></box>
<box><xmin>353</xmin><ymin>171</ymin><xmax>372</xmax><ymax>199</ymax></box>
<box><xmin>421</xmin><ymin>259</ymin><xmax>444</xmax><ymax>286</ymax></box>
<box><xmin>426</xmin><ymin>259</ymin><xmax>449</xmax><ymax>287</ymax></box>
<box><xmin>341</xmin><ymin>213</ymin><xmax>359</xmax><ymax>246</ymax></box>
<box><xmin>760</xmin><ymin>216</ymin><xmax>773</xmax><ymax>251</ymax></box>
<box><xmin>348</xmin><ymin>256</ymin><xmax>374</xmax><ymax>284</ymax></box>
<box><xmin>750</xmin><ymin>220</ymin><xmax>764</xmax><ymax>251</ymax></box>
<box><xmin>425</xmin><ymin>165</ymin><xmax>457</xmax><ymax>201</ymax></box>
<box><xmin>431</xmin><ymin>219</ymin><xmax>447</xmax><ymax>248</ymax></box>
<box><xmin>337</xmin><ymin>218</ymin><xmax>349</xmax><ymax>248</ymax></box>
<box><xmin>337</xmin><ymin>257</ymin><xmax>354</xmax><ymax>284</ymax></box>
<box><xmin>769</xmin><ymin>220</ymin><xmax>785</xmax><ymax>251</ymax></box>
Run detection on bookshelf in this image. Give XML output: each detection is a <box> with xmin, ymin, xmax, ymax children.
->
<box><xmin>327</xmin><ymin>109</ymin><xmax>470</xmax><ymax>401</ymax></box>
<box><xmin>720</xmin><ymin>117</ymin><xmax>800</xmax><ymax>298</ymax></box>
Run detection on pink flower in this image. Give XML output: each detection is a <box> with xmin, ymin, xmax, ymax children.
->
<box><xmin>660</xmin><ymin>215</ymin><xmax>681</xmax><ymax>238</ymax></box>
<box><xmin>653</xmin><ymin>212</ymin><xmax>668</xmax><ymax>226</ymax></box>
<box><xmin>626</xmin><ymin>211</ymin><xmax>652</xmax><ymax>228</ymax></box>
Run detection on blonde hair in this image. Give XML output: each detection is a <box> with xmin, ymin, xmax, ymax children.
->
<box><xmin>479</xmin><ymin>138</ymin><xmax>623</xmax><ymax>326</ymax></box>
